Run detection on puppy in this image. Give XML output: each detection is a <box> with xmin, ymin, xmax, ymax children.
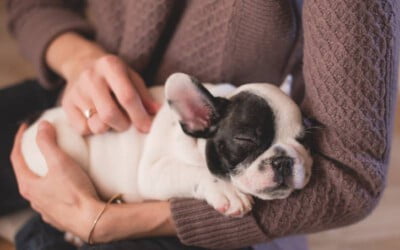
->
<box><xmin>21</xmin><ymin>73</ymin><xmax>312</xmax><ymax>212</ymax></box>
<box><xmin>0</xmin><ymin>73</ymin><xmax>313</xmax><ymax>243</ymax></box>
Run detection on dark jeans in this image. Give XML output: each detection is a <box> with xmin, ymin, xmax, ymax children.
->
<box><xmin>15</xmin><ymin>215</ymin><xmax>209</xmax><ymax>250</ymax></box>
<box><xmin>0</xmin><ymin>80</ymin><xmax>60</xmax><ymax>216</ymax></box>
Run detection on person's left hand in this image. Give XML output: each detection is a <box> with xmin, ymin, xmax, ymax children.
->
<box><xmin>11</xmin><ymin>121</ymin><xmax>101</xmax><ymax>239</ymax></box>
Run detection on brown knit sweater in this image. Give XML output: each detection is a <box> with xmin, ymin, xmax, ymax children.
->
<box><xmin>6</xmin><ymin>0</ymin><xmax>399</xmax><ymax>249</ymax></box>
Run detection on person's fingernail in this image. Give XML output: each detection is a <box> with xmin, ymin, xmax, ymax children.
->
<box><xmin>146</xmin><ymin>103</ymin><xmax>159</xmax><ymax>115</ymax></box>
<box><xmin>141</xmin><ymin>126</ymin><xmax>150</xmax><ymax>133</ymax></box>
<box><xmin>140</xmin><ymin>121</ymin><xmax>152</xmax><ymax>133</ymax></box>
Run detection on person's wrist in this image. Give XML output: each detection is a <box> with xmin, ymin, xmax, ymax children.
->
<box><xmin>91</xmin><ymin>201</ymin><xmax>176</xmax><ymax>243</ymax></box>
<box><xmin>61</xmin><ymin>48</ymin><xmax>106</xmax><ymax>83</ymax></box>
<box><xmin>154</xmin><ymin>201</ymin><xmax>177</xmax><ymax>236</ymax></box>
<box><xmin>78</xmin><ymin>196</ymin><xmax>105</xmax><ymax>241</ymax></box>
<box><xmin>45</xmin><ymin>32</ymin><xmax>107</xmax><ymax>83</ymax></box>
<box><xmin>136</xmin><ymin>201</ymin><xmax>177</xmax><ymax>237</ymax></box>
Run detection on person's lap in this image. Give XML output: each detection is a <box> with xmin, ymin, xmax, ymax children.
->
<box><xmin>0</xmin><ymin>80</ymin><xmax>231</xmax><ymax>250</ymax></box>
<box><xmin>16</xmin><ymin>215</ymin><xmax>210</xmax><ymax>250</ymax></box>
<box><xmin>0</xmin><ymin>80</ymin><xmax>307</xmax><ymax>250</ymax></box>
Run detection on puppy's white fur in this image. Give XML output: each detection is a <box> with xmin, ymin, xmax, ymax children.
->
<box><xmin>22</xmin><ymin>84</ymin><xmax>251</xmax><ymax>214</ymax></box>
<box><xmin>0</xmin><ymin>74</ymin><xmax>311</xmax><ymax>243</ymax></box>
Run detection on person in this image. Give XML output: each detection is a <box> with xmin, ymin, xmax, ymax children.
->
<box><xmin>2</xmin><ymin>0</ymin><xmax>398</xmax><ymax>249</ymax></box>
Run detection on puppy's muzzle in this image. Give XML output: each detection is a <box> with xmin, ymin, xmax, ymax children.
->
<box><xmin>271</xmin><ymin>156</ymin><xmax>294</xmax><ymax>185</ymax></box>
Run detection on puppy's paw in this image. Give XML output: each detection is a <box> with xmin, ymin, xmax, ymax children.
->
<box><xmin>197</xmin><ymin>179</ymin><xmax>253</xmax><ymax>217</ymax></box>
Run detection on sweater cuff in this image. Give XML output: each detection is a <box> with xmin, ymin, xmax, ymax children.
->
<box><xmin>11</xmin><ymin>8</ymin><xmax>94</xmax><ymax>89</ymax></box>
<box><xmin>170</xmin><ymin>198</ymin><xmax>267</xmax><ymax>249</ymax></box>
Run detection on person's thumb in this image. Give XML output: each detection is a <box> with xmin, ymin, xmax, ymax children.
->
<box><xmin>36</xmin><ymin>121</ymin><xmax>65</xmax><ymax>166</ymax></box>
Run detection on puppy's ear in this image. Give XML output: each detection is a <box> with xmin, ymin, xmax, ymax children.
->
<box><xmin>165</xmin><ymin>73</ymin><xmax>228</xmax><ymax>138</ymax></box>
<box><xmin>280</xmin><ymin>75</ymin><xmax>293</xmax><ymax>96</ymax></box>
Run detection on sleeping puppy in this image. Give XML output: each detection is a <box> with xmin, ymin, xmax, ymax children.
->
<box><xmin>20</xmin><ymin>73</ymin><xmax>312</xmax><ymax>214</ymax></box>
<box><xmin>12</xmin><ymin>73</ymin><xmax>312</xmax><ymax>244</ymax></box>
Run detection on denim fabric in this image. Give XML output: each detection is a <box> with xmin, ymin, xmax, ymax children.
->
<box><xmin>16</xmin><ymin>215</ymin><xmax>229</xmax><ymax>250</ymax></box>
<box><xmin>15</xmin><ymin>215</ymin><xmax>75</xmax><ymax>250</ymax></box>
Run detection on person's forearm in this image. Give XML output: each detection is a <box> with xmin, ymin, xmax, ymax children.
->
<box><xmin>168</xmin><ymin>0</ymin><xmax>399</xmax><ymax>248</ymax></box>
<box><xmin>45</xmin><ymin>32</ymin><xmax>106</xmax><ymax>82</ymax></box>
<box><xmin>88</xmin><ymin>200</ymin><xmax>177</xmax><ymax>244</ymax></box>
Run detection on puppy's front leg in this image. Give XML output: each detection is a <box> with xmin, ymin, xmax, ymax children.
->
<box><xmin>138</xmin><ymin>157</ymin><xmax>253</xmax><ymax>217</ymax></box>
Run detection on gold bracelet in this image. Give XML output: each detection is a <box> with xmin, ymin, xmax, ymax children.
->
<box><xmin>87</xmin><ymin>193</ymin><xmax>123</xmax><ymax>245</ymax></box>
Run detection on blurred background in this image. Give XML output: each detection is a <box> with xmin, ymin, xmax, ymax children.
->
<box><xmin>0</xmin><ymin>2</ymin><xmax>399</xmax><ymax>250</ymax></box>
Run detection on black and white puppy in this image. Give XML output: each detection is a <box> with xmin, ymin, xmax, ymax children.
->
<box><xmin>0</xmin><ymin>73</ymin><xmax>313</xmax><ymax>243</ymax></box>
<box><xmin>19</xmin><ymin>73</ymin><xmax>312</xmax><ymax>216</ymax></box>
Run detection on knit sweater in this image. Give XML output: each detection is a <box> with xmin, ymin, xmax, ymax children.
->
<box><xmin>6</xmin><ymin>0</ymin><xmax>399</xmax><ymax>249</ymax></box>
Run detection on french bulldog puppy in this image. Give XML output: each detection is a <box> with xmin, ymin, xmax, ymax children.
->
<box><xmin>0</xmin><ymin>73</ymin><xmax>313</xmax><ymax>244</ymax></box>
<box><xmin>0</xmin><ymin>73</ymin><xmax>314</xmax><ymax>246</ymax></box>
<box><xmin>20</xmin><ymin>73</ymin><xmax>312</xmax><ymax>216</ymax></box>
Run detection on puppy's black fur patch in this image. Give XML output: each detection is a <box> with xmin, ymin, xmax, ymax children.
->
<box><xmin>205</xmin><ymin>92</ymin><xmax>275</xmax><ymax>178</ymax></box>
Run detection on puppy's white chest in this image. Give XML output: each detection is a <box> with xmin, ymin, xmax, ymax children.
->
<box><xmin>88</xmin><ymin>127</ymin><xmax>146</xmax><ymax>201</ymax></box>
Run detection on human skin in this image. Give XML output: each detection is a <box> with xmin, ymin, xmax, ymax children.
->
<box><xmin>11</xmin><ymin>122</ymin><xmax>177</xmax><ymax>243</ymax></box>
<box><xmin>10</xmin><ymin>31</ymin><xmax>179</xmax><ymax>243</ymax></box>
<box><xmin>46</xmin><ymin>32</ymin><xmax>160</xmax><ymax>135</ymax></box>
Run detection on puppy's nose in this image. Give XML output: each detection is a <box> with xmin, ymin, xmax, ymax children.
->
<box><xmin>271</xmin><ymin>156</ymin><xmax>293</xmax><ymax>180</ymax></box>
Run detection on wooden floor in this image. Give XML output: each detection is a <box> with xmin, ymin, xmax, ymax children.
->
<box><xmin>0</xmin><ymin>2</ymin><xmax>399</xmax><ymax>250</ymax></box>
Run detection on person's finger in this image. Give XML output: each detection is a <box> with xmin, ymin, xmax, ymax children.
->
<box><xmin>128</xmin><ymin>70</ymin><xmax>161</xmax><ymax>115</ymax></box>
<box><xmin>11</xmin><ymin>123</ymin><xmax>27</xmax><ymax>163</ymax></box>
<box><xmin>64</xmin><ymin>103</ymin><xmax>91</xmax><ymax>135</ymax></box>
<box><xmin>36</xmin><ymin>121</ymin><xmax>69</xmax><ymax>167</ymax></box>
<box><xmin>74</xmin><ymin>80</ymin><xmax>112</xmax><ymax>134</ymax></box>
<box><xmin>99</xmin><ymin>58</ymin><xmax>153</xmax><ymax>132</ymax></box>
<box><xmin>87</xmin><ymin>77</ymin><xmax>130</xmax><ymax>132</ymax></box>
<box><xmin>61</xmin><ymin>89</ymin><xmax>92</xmax><ymax>135</ymax></box>
<box><xmin>11</xmin><ymin>124</ymin><xmax>38</xmax><ymax>180</ymax></box>
<box><xmin>87</xmin><ymin>113</ymin><xmax>110</xmax><ymax>134</ymax></box>
<box><xmin>10</xmin><ymin>124</ymin><xmax>39</xmax><ymax>198</ymax></box>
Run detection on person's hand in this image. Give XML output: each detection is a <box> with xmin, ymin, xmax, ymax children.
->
<box><xmin>46</xmin><ymin>32</ymin><xmax>160</xmax><ymax>135</ymax></box>
<box><xmin>11</xmin><ymin>121</ymin><xmax>176</xmax><ymax>242</ymax></box>
<box><xmin>10</xmin><ymin>121</ymin><xmax>102</xmax><ymax>239</ymax></box>
<box><xmin>61</xmin><ymin>53</ymin><xmax>160</xmax><ymax>135</ymax></box>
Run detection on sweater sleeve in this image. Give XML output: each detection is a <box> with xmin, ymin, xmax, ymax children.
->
<box><xmin>6</xmin><ymin>0</ymin><xmax>94</xmax><ymax>88</ymax></box>
<box><xmin>170</xmin><ymin>0</ymin><xmax>399</xmax><ymax>248</ymax></box>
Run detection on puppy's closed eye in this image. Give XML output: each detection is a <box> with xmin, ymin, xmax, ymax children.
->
<box><xmin>233</xmin><ymin>136</ymin><xmax>258</xmax><ymax>146</ymax></box>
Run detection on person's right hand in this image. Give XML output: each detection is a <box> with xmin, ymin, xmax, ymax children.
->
<box><xmin>61</xmin><ymin>54</ymin><xmax>160</xmax><ymax>135</ymax></box>
<box><xmin>46</xmin><ymin>32</ymin><xmax>160</xmax><ymax>135</ymax></box>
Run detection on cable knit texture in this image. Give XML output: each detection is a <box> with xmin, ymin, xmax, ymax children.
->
<box><xmin>6</xmin><ymin>0</ymin><xmax>399</xmax><ymax>249</ymax></box>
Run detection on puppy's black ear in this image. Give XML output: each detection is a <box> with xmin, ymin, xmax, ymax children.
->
<box><xmin>165</xmin><ymin>73</ymin><xmax>228</xmax><ymax>138</ymax></box>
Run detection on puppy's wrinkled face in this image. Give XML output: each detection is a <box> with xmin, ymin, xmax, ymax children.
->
<box><xmin>166</xmin><ymin>73</ymin><xmax>313</xmax><ymax>200</ymax></box>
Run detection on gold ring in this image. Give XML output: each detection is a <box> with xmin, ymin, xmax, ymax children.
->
<box><xmin>84</xmin><ymin>108</ymin><xmax>96</xmax><ymax>119</ymax></box>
